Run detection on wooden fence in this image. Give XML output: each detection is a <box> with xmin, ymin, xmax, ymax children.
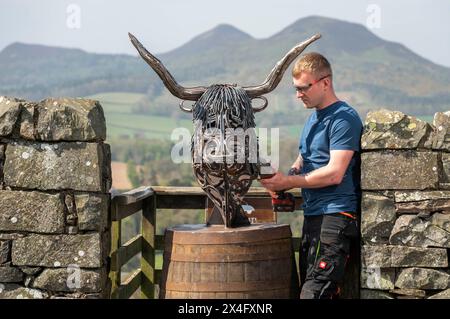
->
<box><xmin>109</xmin><ymin>186</ymin><xmax>303</xmax><ymax>299</ymax></box>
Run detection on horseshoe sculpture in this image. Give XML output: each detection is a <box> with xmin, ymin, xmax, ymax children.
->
<box><xmin>129</xmin><ymin>32</ymin><xmax>320</xmax><ymax>227</ymax></box>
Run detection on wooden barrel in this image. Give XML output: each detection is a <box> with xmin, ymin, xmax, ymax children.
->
<box><xmin>159</xmin><ymin>223</ymin><xmax>299</xmax><ymax>299</ymax></box>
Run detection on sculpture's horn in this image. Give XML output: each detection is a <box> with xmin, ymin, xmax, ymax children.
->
<box><xmin>243</xmin><ymin>33</ymin><xmax>321</xmax><ymax>99</ymax></box>
<box><xmin>129</xmin><ymin>32</ymin><xmax>207</xmax><ymax>101</ymax></box>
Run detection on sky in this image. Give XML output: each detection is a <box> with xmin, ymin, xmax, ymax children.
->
<box><xmin>1</xmin><ymin>0</ymin><xmax>449</xmax><ymax>67</ymax></box>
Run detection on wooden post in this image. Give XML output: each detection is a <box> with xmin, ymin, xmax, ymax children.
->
<box><xmin>141</xmin><ymin>193</ymin><xmax>156</xmax><ymax>299</ymax></box>
<box><xmin>109</xmin><ymin>200</ymin><xmax>121</xmax><ymax>298</ymax></box>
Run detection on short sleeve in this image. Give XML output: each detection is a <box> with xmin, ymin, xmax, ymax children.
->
<box><xmin>329</xmin><ymin>113</ymin><xmax>362</xmax><ymax>151</ymax></box>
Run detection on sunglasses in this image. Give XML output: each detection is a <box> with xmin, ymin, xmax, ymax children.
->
<box><xmin>294</xmin><ymin>74</ymin><xmax>331</xmax><ymax>94</ymax></box>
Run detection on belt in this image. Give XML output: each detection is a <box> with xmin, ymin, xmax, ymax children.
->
<box><xmin>339</xmin><ymin>212</ymin><xmax>357</xmax><ymax>219</ymax></box>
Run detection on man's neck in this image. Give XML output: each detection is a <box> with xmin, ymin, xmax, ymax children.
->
<box><xmin>316</xmin><ymin>95</ymin><xmax>339</xmax><ymax>111</ymax></box>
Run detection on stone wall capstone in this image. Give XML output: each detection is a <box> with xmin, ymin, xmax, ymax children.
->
<box><xmin>360</xmin><ymin>109</ymin><xmax>450</xmax><ymax>299</ymax></box>
<box><xmin>0</xmin><ymin>96</ymin><xmax>111</xmax><ymax>299</ymax></box>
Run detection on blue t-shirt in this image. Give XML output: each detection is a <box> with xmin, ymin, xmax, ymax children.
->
<box><xmin>299</xmin><ymin>101</ymin><xmax>363</xmax><ymax>216</ymax></box>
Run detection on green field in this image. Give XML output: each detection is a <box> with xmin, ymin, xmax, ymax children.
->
<box><xmin>86</xmin><ymin>92</ymin><xmax>144</xmax><ymax>108</ymax></box>
<box><xmin>85</xmin><ymin>92</ymin><xmax>194</xmax><ymax>140</ymax></box>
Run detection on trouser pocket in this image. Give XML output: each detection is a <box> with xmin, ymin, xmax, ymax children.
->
<box><xmin>312</xmin><ymin>250</ymin><xmax>347</xmax><ymax>283</ymax></box>
<box><xmin>312</xmin><ymin>214</ymin><xmax>353</xmax><ymax>282</ymax></box>
<box><xmin>342</xmin><ymin>218</ymin><xmax>359</xmax><ymax>239</ymax></box>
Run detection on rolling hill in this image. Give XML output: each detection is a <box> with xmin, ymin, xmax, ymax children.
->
<box><xmin>1</xmin><ymin>16</ymin><xmax>449</xmax><ymax>122</ymax></box>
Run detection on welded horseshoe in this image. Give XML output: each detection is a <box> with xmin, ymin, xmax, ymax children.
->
<box><xmin>179</xmin><ymin>100</ymin><xmax>194</xmax><ymax>113</ymax></box>
<box><xmin>251</xmin><ymin>96</ymin><xmax>268</xmax><ymax>112</ymax></box>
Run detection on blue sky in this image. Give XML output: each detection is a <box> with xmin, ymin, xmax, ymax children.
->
<box><xmin>1</xmin><ymin>0</ymin><xmax>449</xmax><ymax>67</ymax></box>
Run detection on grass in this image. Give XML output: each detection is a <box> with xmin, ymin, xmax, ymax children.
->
<box><xmin>156</xmin><ymin>251</ymin><xmax>163</xmax><ymax>269</ymax></box>
<box><xmin>86</xmin><ymin>92</ymin><xmax>144</xmax><ymax>110</ymax></box>
<box><xmin>85</xmin><ymin>92</ymin><xmax>193</xmax><ymax>139</ymax></box>
<box><xmin>106</xmin><ymin>112</ymin><xmax>193</xmax><ymax>139</ymax></box>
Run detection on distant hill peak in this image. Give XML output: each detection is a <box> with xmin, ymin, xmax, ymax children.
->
<box><xmin>163</xmin><ymin>23</ymin><xmax>254</xmax><ymax>56</ymax></box>
<box><xmin>269</xmin><ymin>15</ymin><xmax>386</xmax><ymax>55</ymax></box>
<box><xmin>274</xmin><ymin>15</ymin><xmax>380</xmax><ymax>39</ymax></box>
<box><xmin>191</xmin><ymin>23</ymin><xmax>253</xmax><ymax>43</ymax></box>
<box><xmin>0</xmin><ymin>42</ymin><xmax>86</xmax><ymax>59</ymax></box>
<box><xmin>295</xmin><ymin>15</ymin><xmax>348</xmax><ymax>24</ymax></box>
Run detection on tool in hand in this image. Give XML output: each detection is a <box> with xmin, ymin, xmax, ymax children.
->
<box><xmin>271</xmin><ymin>167</ymin><xmax>299</xmax><ymax>212</ymax></box>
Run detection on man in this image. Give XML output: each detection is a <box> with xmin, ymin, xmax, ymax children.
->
<box><xmin>260</xmin><ymin>52</ymin><xmax>363</xmax><ymax>299</ymax></box>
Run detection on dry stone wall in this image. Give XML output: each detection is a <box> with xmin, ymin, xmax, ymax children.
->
<box><xmin>3</xmin><ymin>96</ymin><xmax>448</xmax><ymax>299</ymax></box>
<box><xmin>360</xmin><ymin>109</ymin><xmax>450</xmax><ymax>299</ymax></box>
<box><xmin>0</xmin><ymin>96</ymin><xmax>111</xmax><ymax>299</ymax></box>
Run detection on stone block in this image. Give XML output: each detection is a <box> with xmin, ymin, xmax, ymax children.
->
<box><xmin>0</xmin><ymin>240</ymin><xmax>11</xmax><ymax>264</ymax></box>
<box><xmin>395</xmin><ymin>191</ymin><xmax>450</xmax><ymax>212</ymax></box>
<box><xmin>49</xmin><ymin>292</ymin><xmax>104</xmax><ymax>299</ymax></box>
<box><xmin>361</xmin><ymin>267</ymin><xmax>395</xmax><ymax>290</ymax></box>
<box><xmin>0</xmin><ymin>233</ymin><xmax>25</xmax><ymax>240</ymax></box>
<box><xmin>362</xmin><ymin>109</ymin><xmax>433</xmax><ymax>150</ymax></box>
<box><xmin>0</xmin><ymin>96</ymin><xmax>23</xmax><ymax>137</ymax></box>
<box><xmin>432</xmin><ymin>111</ymin><xmax>450</xmax><ymax>150</ymax></box>
<box><xmin>428</xmin><ymin>289</ymin><xmax>450</xmax><ymax>299</ymax></box>
<box><xmin>75</xmin><ymin>193</ymin><xmax>109</xmax><ymax>231</ymax></box>
<box><xmin>0</xmin><ymin>144</ymin><xmax>4</xmax><ymax>184</ymax></box>
<box><xmin>0</xmin><ymin>144</ymin><xmax>4</xmax><ymax>163</ymax></box>
<box><xmin>442</xmin><ymin>153</ymin><xmax>450</xmax><ymax>184</ymax></box>
<box><xmin>36</xmin><ymin>98</ymin><xmax>106</xmax><ymax>141</ymax></box>
<box><xmin>0</xmin><ymin>264</ymin><xmax>24</xmax><ymax>282</ymax></box>
<box><xmin>4</xmin><ymin>141</ymin><xmax>108</xmax><ymax>192</ymax></box>
<box><xmin>361</xmin><ymin>193</ymin><xmax>396</xmax><ymax>244</ymax></box>
<box><xmin>395</xmin><ymin>199</ymin><xmax>450</xmax><ymax>213</ymax></box>
<box><xmin>102</xmin><ymin>143</ymin><xmax>112</xmax><ymax>191</ymax></box>
<box><xmin>17</xmin><ymin>102</ymin><xmax>36</xmax><ymax>140</ymax></box>
<box><xmin>32</xmin><ymin>268</ymin><xmax>105</xmax><ymax>293</ymax></box>
<box><xmin>361</xmin><ymin>151</ymin><xmax>439</xmax><ymax>190</ymax></box>
<box><xmin>0</xmin><ymin>190</ymin><xmax>65</xmax><ymax>233</ymax></box>
<box><xmin>19</xmin><ymin>267</ymin><xmax>42</xmax><ymax>276</ymax></box>
<box><xmin>389</xmin><ymin>288</ymin><xmax>426</xmax><ymax>298</ymax></box>
<box><xmin>395</xmin><ymin>268</ymin><xmax>449</xmax><ymax>290</ymax></box>
<box><xmin>389</xmin><ymin>214</ymin><xmax>450</xmax><ymax>248</ymax></box>
<box><xmin>360</xmin><ymin>289</ymin><xmax>394</xmax><ymax>299</ymax></box>
<box><xmin>0</xmin><ymin>283</ymin><xmax>47</xmax><ymax>299</ymax></box>
<box><xmin>394</xmin><ymin>191</ymin><xmax>450</xmax><ymax>215</ymax></box>
<box><xmin>12</xmin><ymin>233</ymin><xmax>104</xmax><ymax>268</ymax></box>
<box><xmin>362</xmin><ymin>245</ymin><xmax>448</xmax><ymax>268</ymax></box>
<box><xmin>395</xmin><ymin>190</ymin><xmax>450</xmax><ymax>202</ymax></box>
<box><xmin>431</xmin><ymin>213</ymin><xmax>450</xmax><ymax>232</ymax></box>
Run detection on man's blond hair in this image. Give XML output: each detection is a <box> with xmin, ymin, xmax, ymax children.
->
<box><xmin>292</xmin><ymin>52</ymin><xmax>332</xmax><ymax>79</ymax></box>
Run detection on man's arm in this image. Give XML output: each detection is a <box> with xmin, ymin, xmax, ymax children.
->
<box><xmin>291</xmin><ymin>154</ymin><xmax>303</xmax><ymax>171</ymax></box>
<box><xmin>260</xmin><ymin>150</ymin><xmax>354</xmax><ymax>191</ymax></box>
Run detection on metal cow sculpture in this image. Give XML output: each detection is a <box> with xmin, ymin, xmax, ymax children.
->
<box><xmin>129</xmin><ymin>32</ymin><xmax>320</xmax><ymax>227</ymax></box>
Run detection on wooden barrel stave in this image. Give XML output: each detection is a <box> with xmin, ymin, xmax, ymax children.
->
<box><xmin>160</xmin><ymin>224</ymin><xmax>298</xmax><ymax>299</ymax></box>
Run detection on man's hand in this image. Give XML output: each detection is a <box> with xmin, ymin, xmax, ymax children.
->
<box><xmin>291</xmin><ymin>155</ymin><xmax>303</xmax><ymax>172</ymax></box>
<box><xmin>267</xmin><ymin>189</ymin><xmax>278</xmax><ymax>198</ymax></box>
<box><xmin>259</xmin><ymin>172</ymin><xmax>290</xmax><ymax>192</ymax></box>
